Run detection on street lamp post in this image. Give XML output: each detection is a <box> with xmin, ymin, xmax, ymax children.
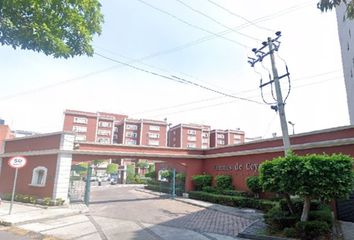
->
<box><xmin>288</xmin><ymin>121</ymin><xmax>295</xmax><ymax>135</ymax></box>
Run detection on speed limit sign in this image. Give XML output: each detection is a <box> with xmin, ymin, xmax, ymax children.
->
<box><xmin>8</xmin><ymin>156</ymin><xmax>27</xmax><ymax>168</ymax></box>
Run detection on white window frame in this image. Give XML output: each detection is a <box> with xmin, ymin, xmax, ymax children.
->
<box><xmin>30</xmin><ymin>166</ymin><xmax>48</xmax><ymax>187</ymax></box>
<box><xmin>75</xmin><ymin>135</ymin><xmax>86</xmax><ymax>141</ymax></box>
<box><xmin>72</xmin><ymin>125</ymin><xmax>87</xmax><ymax>133</ymax></box>
<box><xmin>217</xmin><ymin>134</ymin><xmax>225</xmax><ymax>139</ymax></box>
<box><xmin>217</xmin><ymin>139</ymin><xmax>225</xmax><ymax>145</ymax></box>
<box><xmin>148</xmin><ymin>140</ymin><xmax>160</xmax><ymax>146</ymax></box>
<box><xmin>202</xmin><ymin>132</ymin><xmax>209</xmax><ymax>138</ymax></box>
<box><xmin>187</xmin><ymin>136</ymin><xmax>196</xmax><ymax>141</ymax></box>
<box><xmin>126</xmin><ymin>124</ymin><xmax>138</xmax><ymax>130</ymax></box>
<box><xmin>149</xmin><ymin>125</ymin><xmax>160</xmax><ymax>131</ymax></box>
<box><xmin>234</xmin><ymin>134</ymin><xmax>242</xmax><ymax>139</ymax></box>
<box><xmin>202</xmin><ymin>138</ymin><xmax>208</xmax><ymax>144</ymax></box>
<box><xmin>73</xmin><ymin>117</ymin><xmax>88</xmax><ymax>124</ymax></box>
<box><xmin>126</xmin><ymin>132</ymin><xmax>137</xmax><ymax>138</ymax></box>
<box><xmin>148</xmin><ymin>133</ymin><xmax>160</xmax><ymax>139</ymax></box>
<box><xmin>97</xmin><ymin>129</ymin><xmax>111</xmax><ymax>136</ymax></box>
<box><xmin>98</xmin><ymin>121</ymin><xmax>112</xmax><ymax>128</ymax></box>
<box><xmin>187</xmin><ymin>129</ymin><xmax>197</xmax><ymax>135</ymax></box>
<box><xmin>125</xmin><ymin>139</ymin><xmax>137</xmax><ymax>145</ymax></box>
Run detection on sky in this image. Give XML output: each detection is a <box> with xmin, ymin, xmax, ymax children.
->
<box><xmin>0</xmin><ymin>0</ymin><xmax>349</xmax><ymax>139</ymax></box>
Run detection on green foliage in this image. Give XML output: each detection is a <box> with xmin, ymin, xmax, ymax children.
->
<box><xmin>176</xmin><ymin>172</ymin><xmax>186</xmax><ymax>184</ymax></box>
<box><xmin>192</xmin><ymin>175</ymin><xmax>212</xmax><ymax>191</ymax></box>
<box><xmin>160</xmin><ymin>170</ymin><xmax>173</xmax><ymax>182</ymax></box>
<box><xmin>0</xmin><ymin>0</ymin><xmax>104</xmax><ymax>58</ymax></box>
<box><xmin>246</xmin><ymin>176</ymin><xmax>262</xmax><ymax>193</ymax></box>
<box><xmin>295</xmin><ymin>221</ymin><xmax>330</xmax><ymax>240</ymax></box>
<box><xmin>283</xmin><ymin>227</ymin><xmax>297</xmax><ymax>238</ymax></box>
<box><xmin>259</xmin><ymin>153</ymin><xmax>353</xmax><ymax>221</ymax></box>
<box><xmin>106</xmin><ymin>163</ymin><xmax>118</xmax><ymax>174</ymax></box>
<box><xmin>145</xmin><ymin>171</ymin><xmax>156</xmax><ymax>179</ymax></box>
<box><xmin>1</xmin><ymin>193</ymin><xmax>64</xmax><ymax>206</ymax></box>
<box><xmin>279</xmin><ymin>198</ymin><xmax>321</xmax><ymax>214</ymax></box>
<box><xmin>75</xmin><ymin>162</ymin><xmax>88</xmax><ymax>176</ymax></box>
<box><xmin>145</xmin><ymin>179</ymin><xmax>184</xmax><ymax>195</ymax></box>
<box><xmin>264</xmin><ymin>206</ymin><xmax>300</xmax><ymax>231</ymax></box>
<box><xmin>318</xmin><ymin>0</ymin><xmax>354</xmax><ymax>19</ymax></box>
<box><xmin>188</xmin><ymin>191</ymin><xmax>276</xmax><ymax>211</ymax></box>
<box><xmin>126</xmin><ymin>164</ymin><xmax>136</xmax><ymax>184</ymax></box>
<box><xmin>308</xmin><ymin>209</ymin><xmax>333</xmax><ymax>228</ymax></box>
<box><xmin>215</xmin><ymin>175</ymin><xmax>233</xmax><ymax>190</ymax></box>
<box><xmin>136</xmin><ymin>161</ymin><xmax>149</xmax><ymax>169</ymax></box>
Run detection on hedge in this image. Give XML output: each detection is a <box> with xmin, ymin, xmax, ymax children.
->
<box><xmin>189</xmin><ymin>191</ymin><xmax>276</xmax><ymax>211</ymax></box>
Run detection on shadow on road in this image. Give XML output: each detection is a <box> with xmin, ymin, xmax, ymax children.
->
<box><xmin>89</xmin><ymin>196</ymin><xmax>169</xmax><ymax>205</ymax></box>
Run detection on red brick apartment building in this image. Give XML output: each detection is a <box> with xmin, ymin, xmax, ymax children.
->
<box><xmin>210</xmin><ymin>129</ymin><xmax>245</xmax><ymax>148</ymax></box>
<box><xmin>64</xmin><ymin>109</ymin><xmax>245</xmax><ymax>148</ymax></box>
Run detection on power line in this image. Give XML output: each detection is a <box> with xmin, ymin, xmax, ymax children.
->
<box><xmin>135</xmin><ymin>0</ymin><xmax>251</xmax><ymax>48</ymax></box>
<box><xmin>94</xmin><ymin>52</ymin><xmax>264</xmax><ymax>105</ymax></box>
<box><xmin>0</xmin><ymin>1</ymin><xmax>313</xmax><ymax>102</ymax></box>
<box><xmin>174</xmin><ymin>0</ymin><xmax>262</xmax><ymax>42</ymax></box>
<box><xmin>206</xmin><ymin>0</ymin><xmax>275</xmax><ymax>33</ymax></box>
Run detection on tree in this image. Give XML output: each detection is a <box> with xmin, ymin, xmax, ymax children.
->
<box><xmin>259</xmin><ymin>153</ymin><xmax>353</xmax><ymax>222</ymax></box>
<box><xmin>0</xmin><ymin>0</ymin><xmax>103</xmax><ymax>58</ymax></box>
<box><xmin>106</xmin><ymin>163</ymin><xmax>118</xmax><ymax>175</ymax></box>
<box><xmin>318</xmin><ymin>0</ymin><xmax>354</xmax><ymax>19</ymax></box>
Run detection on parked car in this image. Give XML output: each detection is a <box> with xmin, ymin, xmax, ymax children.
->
<box><xmin>110</xmin><ymin>175</ymin><xmax>118</xmax><ymax>185</ymax></box>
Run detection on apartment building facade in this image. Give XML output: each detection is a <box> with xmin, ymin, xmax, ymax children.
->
<box><xmin>63</xmin><ymin>109</ymin><xmax>127</xmax><ymax>144</ymax></box>
<box><xmin>210</xmin><ymin>129</ymin><xmax>245</xmax><ymax>148</ymax></box>
<box><xmin>63</xmin><ymin>110</ymin><xmax>168</xmax><ymax>147</ymax></box>
<box><xmin>168</xmin><ymin>124</ymin><xmax>211</xmax><ymax>149</ymax></box>
<box><xmin>336</xmin><ymin>3</ymin><xmax>354</xmax><ymax>124</ymax></box>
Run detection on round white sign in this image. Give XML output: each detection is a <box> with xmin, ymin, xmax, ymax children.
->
<box><xmin>8</xmin><ymin>156</ymin><xmax>27</xmax><ymax>168</ymax></box>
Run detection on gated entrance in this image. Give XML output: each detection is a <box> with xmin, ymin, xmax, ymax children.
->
<box><xmin>336</xmin><ymin>191</ymin><xmax>354</xmax><ymax>222</ymax></box>
<box><xmin>68</xmin><ymin>164</ymin><xmax>88</xmax><ymax>203</ymax></box>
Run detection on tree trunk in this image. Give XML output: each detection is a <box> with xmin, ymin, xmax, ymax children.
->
<box><xmin>284</xmin><ymin>193</ymin><xmax>294</xmax><ymax>214</ymax></box>
<box><xmin>301</xmin><ymin>196</ymin><xmax>311</xmax><ymax>222</ymax></box>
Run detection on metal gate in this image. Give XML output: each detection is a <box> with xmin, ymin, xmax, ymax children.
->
<box><xmin>68</xmin><ymin>173</ymin><xmax>86</xmax><ymax>202</ymax></box>
<box><xmin>336</xmin><ymin>191</ymin><xmax>354</xmax><ymax>222</ymax></box>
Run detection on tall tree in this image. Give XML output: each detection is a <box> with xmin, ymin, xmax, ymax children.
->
<box><xmin>318</xmin><ymin>0</ymin><xmax>354</xmax><ymax>19</ymax></box>
<box><xmin>0</xmin><ymin>0</ymin><xmax>103</xmax><ymax>58</ymax></box>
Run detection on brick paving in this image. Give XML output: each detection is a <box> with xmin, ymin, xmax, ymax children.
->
<box><xmin>161</xmin><ymin>208</ymin><xmax>253</xmax><ymax>237</ymax></box>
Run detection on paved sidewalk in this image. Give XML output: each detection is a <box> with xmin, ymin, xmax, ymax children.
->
<box><xmin>0</xmin><ymin>201</ymin><xmax>88</xmax><ymax>226</ymax></box>
<box><xmin>340</xmin><ymin>221</ymin><xmax>354</xmax><ymax>240</ymax></box>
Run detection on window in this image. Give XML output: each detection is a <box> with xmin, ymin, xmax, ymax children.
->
<box><xmin>234</xmin><ymin>134</ymin><xmax>242</xmax><ymax>139</ymax></box>
<box><xmin>202</xmin><ymin>132</ymin><xmax>208</xmax><ymax>138</ymax></box>
<box><xmin>125</xmin><ymin>139</ymin><xmax>137</xmax><ymax>145</ymax></box>
<box><xmin>187</xmin><ymin>129</ymin><xmax>196</xmax><ymax>135</ymax></box>
<box><xmin>114</xmin><ymin>127</ymin><xmax>119</xmax><ymax>132</ymax></box>
<box><xmin>217</xmin><ymin>139</ymin><xmax>225</xmax><ymax>145</ymax></box>
<box><xmin>217</xmin><ymin>134</ymin><xmax>225</xmax><ymax>139</ymax></box>
<box><xmin>187</xmin><ymin>136</ymin><xmax>196</xmax><ymax>141</ymax></box>
<box><xmin>126</xmin><ymin>132</ymin><xmax>137</xmax><ymax>138</ymax></box>
<box><xmin>173</xmin><ymin>131</ymin><xmax>176</xmax><ymax>135</ymax></box>
<box><xmin>148</xmin><ymin>133</ymin><xmax>160</xmax><ymax>139</ymax></box>
<box><xmin>98</xmin><ymin>121</ymin><xmax>112</xmax><ymax>128</ymax></box>
<box><xmin>31</xmin><ymin>166</ymin><xmax>47</xmax><ymax>186</ymax></box>
<box><xmin>97</xmin><ymin>137</ymin><xmax>110</xmax><ymax>144</ymax></box>
<box><xmin>75</xmin><ymin>135</ymin><xmax>86</xmax><ymax>141</ymax></box>
<box><xmin>202</xmin><ymin>138</ymin><xmax>208</xmax><ymax>144</ymax></box>
<box><xmin>202</xmin><ymin>145</ymin><xmax>208</xmax><ymax>149</ymax></box>
<box><xmin>73</xmin><ymin>117</ymin><xmax>88</xmax><ymax>124</ymax></box>
<box><xmin>148</xmin><ymin>140</ymin><xmax>159</xmax><ymax>146</ymax></box>
<box><xmin>97</xmin><ymin>129</ymin><xmax>111</xmax><ymax>136</ymax></box>
<box><xmin>234</xmin><ymin>139</ymin><xmax>242</xmax><ymax>144</ymax></box>
<box><xmin>149</xmin><ymin>125</ymin><xmax>160</xmax><ymax>131</ymax></box>
<box><xmin>187</xmin><ymin>143</ymin><xmax>196</xmax><ymax>148</ymax></box>
<box><xmin>126</xmin><ymin>124</ymin><xmax>138</xmax><ymax>130</ymax></box>
<box><xmin>72</xmin><ymin>125</ymin><xmax>87</xmax><ymax>133</ymax></box>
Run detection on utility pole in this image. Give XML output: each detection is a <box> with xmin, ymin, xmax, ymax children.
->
<box><xmin>267</xmin><ymin>37</ymin><xmax>291</xmax><ymax>153</ymax></box>
<box><xmin>248</xmin><ymin>32</ymin><xmax>291</xmax><ymax>155</ymax></box>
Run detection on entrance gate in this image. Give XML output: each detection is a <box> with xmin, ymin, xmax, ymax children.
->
<box><xmin>336</xmin><ymin>191</ymin><xmax>354</xmax><ymax>222</ymax></box>
<box><xmin>68</xmin><ymin>165</ymin><xmax>88</xmax><ymax>203</ymax></box>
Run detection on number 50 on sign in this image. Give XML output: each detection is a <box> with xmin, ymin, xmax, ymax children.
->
<box><xmin>8</xmin><ymin>156</ymin><xmax>27</xmax><ymax>168</ymax></box>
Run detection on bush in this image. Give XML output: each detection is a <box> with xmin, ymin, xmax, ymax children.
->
<box><xmin>264</xmin><ymin>206</ymin><xmax>299</xmax><ymax>231</ymax></box>
<box><xmin>246</xmin><ymin>176</ymin><xmax>262</xmax><ymax>194</ymax></box>
<box><xmin>145</xmin><ymin>171</ymin><xmax>156</xmax><ymax>179</ymax></box>
<box><xmin>283</xmin><ymin>227</ymin><xmax>298</xmax><ymax>238</ymax></box>
<box><xmin>188</xmin><ymin>191</ymin><xmax>276</xmax><ymax>211</ymax></box>
<box><xmin>279</xmin><ymin>198</ymin><xmax>321</xmax><ymax>214</ymax></box>
<box><xmin>308</xmin><ymin>209</ymin><xmax>333</xmax><ymax>228</ymax></box>
<box><xmin>202</xmin><ymin>186</ymin><xmax>217</xmax><ymax>193</ymax></box>
<box><xmin>215</xmin><ymin>175</ymin><xmax>233</xmax><ymax>190</ymax></box>
<box><xmin>192</xmin><ymin>175</ymin><xmax>212</xmax><ymax>191</ymax></box>
<box><xmin>295</xmin><ymin>221</ymin><xmax>330</xmax><ymax>240</ymax></box>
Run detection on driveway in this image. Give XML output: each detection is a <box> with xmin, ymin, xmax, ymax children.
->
<box><xmin>88</xmin><ymin>185</ymin><xmax>252</xmax><ymax>239</ymax></box>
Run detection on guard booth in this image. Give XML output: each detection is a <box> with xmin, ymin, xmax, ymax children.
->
<box><xmin>336</xmin><ymin>191</ymin><xmax>354</xmax><ymax>222</ymax></box>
